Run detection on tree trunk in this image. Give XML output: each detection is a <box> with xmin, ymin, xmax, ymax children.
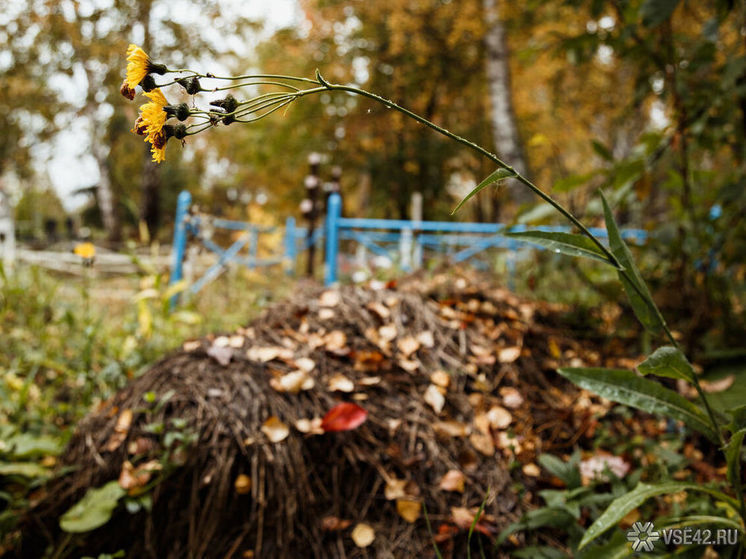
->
<box><xmin>483</xmin><ymin>0</ymin><xmax>531</xmax><ymax>208</ymax></box>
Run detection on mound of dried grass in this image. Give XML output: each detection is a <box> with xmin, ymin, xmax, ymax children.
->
<box><xmin>20</xmin><ymin>272</ymin><xmax>635</xmax><ymax>558</ymax></box>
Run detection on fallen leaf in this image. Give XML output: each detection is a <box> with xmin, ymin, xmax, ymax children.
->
<box><xmin>321</xmin><ymin>516</ymin><xmax>352</xmax><ymax>531</ymax></box>
<box><xmin>398</xmin><ymin>359</ymin><xmax>420</xmax><ymax>372</ymax></box>
<box><xmin>183</xmin><ymin>340</ymin><xmax>201</xmax><ymax>351</ymax></box>
<box><xmin>384</xmin><ymin>478</ymin><xmax>408</xmax><ymax>500</ymax></box>
<box><xmin>261</xmin><ymin>416</ymin><xmax>290</xmax><ymax>443</ymax></box>
<box><xmin>424</xmin><ymin>384</ymin><xmax>445</xmax><ymax>414</ymax></box>
<box><xmin>247</xmin><ymin>346</ymin><xmax>291</xmax><ymax>362</ymax></box>
<box><xmin>213</xmin><ymin>336</ymin><xmax>230</xmax><ymax>347</ymax></box>
<box><xmin>469</xmin><ymin>432</ymin><xmax>494</xmax><ymax>456</ymax></box>
<box><xmin>105</xmin><ymin>409</ymin><xmax>133</xmax><ymax>452</ymax></box>
<box><xmin>430</xmin><ymin>370</ymin><xmax>451</xmax><ymax>388</ymax></box>
<box><xmin>234</xmin><ymin>474</ymin><xmax>252</xmax><ymax>494</ymax></box>
<box><xmin>321</xmin><ymin>403</ymin><xmax>368</xmax><ymax>432</ymax></box>
<box><xmin>378</xmin><ymin>324</ymin><xmax>397</xmax><ymax>342</ymax></box>
<box><xmin>351</xmin><ymin>523</ymin><xmax>375</xmax><ymax>548</ymax></box>
<box><xmin>498</xmin><ymin>346</ymin><xmax>522</xmax><ymax>363</ymax></box>
<box><xmin>270</xmin><ymin>371</ymin><xmax>314</xmax><ymax>394</ymax></box>
<box><xmin>294</xmin><ymin>357</ymin><xmax>316</xmax><ymax>373</ymax></box>
<box><xmin>358</xmin><ymin>376</ymin><xmax>381</xmax><ymax>386</ymax></box>
<box><xmin>439</xmin><ymin>469</ymin><xmax>465</xmax><ymax>493</ymax></box>
<box><xmin>294</xmin><ymin>417</ymin><xmax>324</xmax><ymax>435</ymax></box>
<box><xmin>319</xmin><ymin>290</ymin><xmax>341</xmax><ymax>307</ymax></box>
<box><xmin>396</xmin><ymin>499</ymin><xmax>421</xmax><ymax>523</ymax></box>
<box><xmin>367</xmin><ymin>301</ymin><xmax>390</xmax><ymax>319</ymax></box>
<box><xmin>522</xmin><ymin>463</ymin><xmax>540</xmax><ymax>477</ymax></box>
<box><xmin>417</xmin><ymin>331</ymin><xmax>435</xmax><ymax>348</ymax></box>
<box><xmin>486</xmin><ymin>406</ymin><xmax>512</xmax><ymax>429</ymax></box>
<box><xmin>397</xmin><ymin>336</ymin><xmax>420</xmax><ymax>357</ymax></box>
<box><xmin>500</xmin><ymin>387</ymin><xmax>524</xmax><ymax>409</ymax></box>
<box><xmin>324</xmin><ymin>330</ymin><xmax>348</xmax><ymax>352</ymax></box>
<box><xmin>318</xmin><ymin>308</ymin><xmax>335</xmax><ymax>320</ymax></box>
<box><xmin>118</xmin><ymin>459</ymin><xmax>161</xmax><ymax>493</ymax></box>
<box><xmin>328</xmin><ymin>374</ymin><xmax>355</xmax><ymax>393</ymax></box>
<box><xmin>701</xmin><ymin>375</ymin><xmax>734</xmax><ymax>393</ymax></box>
<box><xmin>228</xmin><ymin>335</ymin><xmax>245</xmax><ymax>348</ymax></box>
<box><xmin>433</xmin><ymin>421</ymin><xmax>469</xmax><ymax>438</ymax></box>
<box><xmin>207</xmin><ymin>345</ymin><xmax>233</xmax><ymax>366</ymax></box>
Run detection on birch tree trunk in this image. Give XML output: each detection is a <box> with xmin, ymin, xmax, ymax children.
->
<box><xmin>483</xmin><ymin>0</ymin><xmax>531</xmax><ymax>207</ymax></box>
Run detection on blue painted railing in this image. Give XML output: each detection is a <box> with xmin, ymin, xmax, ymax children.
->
<box><xmin>169</xmin><ymin>190</ymin><xmax>649</xmax><ymax>302</ymax></box>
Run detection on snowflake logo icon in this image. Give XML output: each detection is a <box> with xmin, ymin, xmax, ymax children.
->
<box><xmin>626</xmin><ymin>521</ymin><xmax>661</xmax><ymax>552</ymax></box>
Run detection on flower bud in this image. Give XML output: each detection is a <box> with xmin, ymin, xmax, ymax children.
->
<box><xmin>173</xmin><ymin>124</ymin><xmax>188</xmax><ymax>139</ymax></box>
<box><xmin>210</xmin><ymin>94</ymin><xmax>238</xmax><ymax>114</ymax></box>
<box><xmin>164</xmin><ymin>103</ymin><xmax>190</xmax><ymax>121</ymax></box>
<box><xmin>140</xmin><ymin>74</ymin><xmax>157</xmax><ymax>92</ymax></box>
<box><xmin>177</xmin><ymin>77</ymin><xmax>201</xmax><ymax>95</ymax></box>
<box><xmin>148</xmin><ymin>62</ymin><xmax>167</xmax><ymax>75</ymax></box>
<box><xmin>120</xmin><ymin>80</ymin><xmax>136</xmax><ymax>100</ymax></box>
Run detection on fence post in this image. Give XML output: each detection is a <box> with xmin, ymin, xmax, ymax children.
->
<box><xmin>249</xmin><ymin>228</ymin><xmax>258</xmax><ymax>270</ymax></box>
<box><xmin>324</xmin><ymin>192</ymin><xmax>341</xmax><ymax>285</ymax></box>
<box><xmin>169</xmin><ymin>190</ymin><xmax>191</xmax><ymax>308</ymax></box>
<box><xmin>284</xmin><ymin>217</ymin><xmax>296</xmax><ymax>276</ymax></box>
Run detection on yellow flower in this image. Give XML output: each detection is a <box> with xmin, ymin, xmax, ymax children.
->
<box><xmin>73</xmin><ymin>242</ymin><xmax>96</xmax><ymax>263</ymax></box>
<box><xmin>136</xmin><ymin>88</ymin><xmax>170</xmax><ymax>163</ymax></box>
<box><xmin>126</xmin><ymin>44</ymin><xmax>151</xmax><ymax>89</ymax></box>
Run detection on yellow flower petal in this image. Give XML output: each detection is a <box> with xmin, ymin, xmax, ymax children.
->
<box><xmin>125</xmin><ymin>44</ymin><xmax>151</xmax><ymax>89</ymax></box>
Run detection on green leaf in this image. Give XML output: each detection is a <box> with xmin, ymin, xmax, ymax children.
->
<box><xmin>727</xmin><ymin>405</ymin><xmax>746</xmax><ymax>432</ymax></box>
<box><xmin>504</xmin><ymin>231</ymin><xmax>614</xmax><ymax>266</ymax></box>
<box><xmin>641</xmin><ymin>0</ymin><xmax>680</xmax><ymax>27</ymax></box>
<box><xmin>0</xmin><ymin>461</ymin><xmax>51</xmax><ymax>478</ymax></box>
<box><xmin>591</xmin><ymin>140</ymin><xmax>613</xmax><ymax>162</ymax></box>
<box><xmin>579</xmin><ymin>482</ymin><xmax>735</xmax><ymax>549</ymax></box>
<box><xmin>723</xmin><ymin>429</ymin><xmax>745</xmax><ymax>490</ymax></box>
<box><xmin>601</xmin><ymin>193</ymin><xmax>665</xmax><ymax>335</ymax></box>
<box><xmin>557</xmin><ymin>367</ymin><xmax>718</xmax><ymax>442</ymax></box>
<box><xmin>577</xmin><ymin>530</ymin><xmax>632</xmax><ymax>559</ymax></box>
<box><xmin>537</xmin><ymin>452</ymin><xmax>582</xmax><ymax>489</ymax></box>
<box><xmin>638</xmin><ymin>346</ymin><xmax>696</xmax><ymax>383</ymax></box>
<box><xmin>662</xmin><ymin>515</ymin><xmax>744</xmax><ymax>533</ymax></box>
<box><xmin>60</xmin><ymin>481</ymin><xmax>125</xmax><ymax>533</ymax></box>
<box><xmin>512</xmin><ymin>546</ymin><xmax>568</xmax><ymax>558</ymax></box>
<box><xmin>496</xmin><ymin>508</ymin><xmax>576</xmax><ymax>546</ymax></box>
<box><xmin>451</xmin><ymin>168</ymin><xmax>516</xmax><ymax>214</ymax></box>
<box><xmin>5</xmin><ymin>433</ymin><xmax>63</xmax><ymax>459</ymax></box>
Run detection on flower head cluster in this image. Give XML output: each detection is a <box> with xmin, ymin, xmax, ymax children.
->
<box><xmin>136</xmin><ymin>88</ymin><xmax>170</xmax><ymax>162</ymax></box>
<box><xmin>125</xmin><ymin>44</ymin><xmax>166</xmax><ymax>90</ymax></box>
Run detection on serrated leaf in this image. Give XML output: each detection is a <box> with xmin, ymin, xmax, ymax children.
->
<box><xmin>638</xmin><ymin>346</ymin><xmax>696</xmax><ymax>383</ymax></box>
<box><xmin>557</xmin><ymin>367</ymin><xmax>718</xmax><ymax>442</ymax></box>
<box><xmin>579</xmin><ymin>481</ymin><xmax>735</xmax><ymax>549</ymax></box>
<box><xmin>504</xmin><ymin>231</ymin><xmax>614</xmax><ymax>266</ymax></box>
<box><xmin>601</xmin><ymin>193</ymin><xmax>665</xmax><ymax>334</ymax></box>
<box><xmin>60</xmin><ymin>481</ymin><xmax>125</xmax><ymax>533</ymax></box>
<box><xmin>451</xmin><ymin>168</ymin><xmax>515</xmax><ymax>214</ymax></box>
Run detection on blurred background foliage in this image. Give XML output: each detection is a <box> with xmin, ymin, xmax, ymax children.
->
<box><xmin>1</xmin><ymin>0</ymin><xmax>745</xmax><ymax>344</ymax></box>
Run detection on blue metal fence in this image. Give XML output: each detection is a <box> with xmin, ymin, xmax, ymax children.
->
<box><xmin>169</xmin><ymin>189</ymin><xmax>648</xmax><ymax>302</ymax></box>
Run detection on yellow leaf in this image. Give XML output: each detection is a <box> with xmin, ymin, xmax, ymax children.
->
<box><xmin>261</xmin><ymin>416</ymin><xmax>289</xmax><ymax>443</ymax></box>
<box><xmin>396</xmin><ymin>499</ymin><xmax>421</xmax><ymax>523</ymax></box>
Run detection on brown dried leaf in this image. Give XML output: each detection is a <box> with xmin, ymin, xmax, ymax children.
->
<box><xmin>500</xmin><ymin>387</ymin><xmax>524</xmax><ymax>409</ymax></box>
<box><xmin>319</xmin><ymin>290</ymin><xmax>341</xmax><ymax>307</ymax></box>
<box><xmin>234</xmin><ymin>474</ymin><xmax>252</xmax><ymax>494</ymax></box>
<box><xmin>417</xmin><ymin>330</ymin><xmax>435</xmax><ymax>348</ymax></box>
<box><xmin>378</xmin><ymin>324</ymin><xmax>398</xmax><ymax>342</ymax></box>
<box><xmin>439</xmin><ymin>469</ymin><xmax>465</xmax><ymax>493</ymax></box>
<box><xmin>397</xmin><ymin>335</ymin><xmax>421</xmax><ymax>358</ymax></box>
<box><xmin>384</xmin><ymin>478</ymin><xmax>408</xmax><ymax>500</ymax></box>
<box><xmin>398</xmin><ymin>359</ymin><xmax>420</xmax><ymax>373</ymax></box>
<box><xmin>424</xmin><ymin>384</ymin><xmax>445</xmax><ymax>414</ymax></box>
<box><xmin>183</xmin><ymin>340</ymin><xmax>201</xmax><ymax>352</ymax></box>
<box><xmin>486</xmin><ymin>406</ymin><xmax>512</xmax><ymax>429</ymax></box>
<box><xmin>261</xmin><ymin>416</ymin><xmax>290</xmax><ymax>443</ymax></box>
<box><xmin>247</xmin><ymin>346</ymin><xmax>291</xmax><ymax>363</ymax></box>
<box><xmin>294</xmin><ymin>417</ymin><xmax>324</xmax><ymax>435</ymax></box>
<box><xmin>269</xmin><ymin>371</ymin><xmax>314</xmax><ymax>394</ymax></box>
<box><xmin>294</xmin><ymin>357</ymin><xmax>316</xmax><ymax>373</ymax></box>
<box><xmin>701</xmin><ymin>375</ymin><xmax>734</xmax><ymax>393</ymax></box>
<box><xmin>351</xmin><ymin>523</ymin><xmax>375</xmax><ymax>548</ymax></box>
<box><xmin>321</xmin><ymin>516</ymin><xmax>352</xmax><ymax>532</ymax></box>
<box><xmin>498</xmin><ymin>346</ymin><xmax>522</xmax><ymax>363</ymax></box>
<box><xmin>328</xmin><ymin>373</ymin><xmax>355</xmax><ymax>393</ymax></box>
<box><xmin>433</xmin><ymin>421</ymin><xmax>469</xmax><ymax>438</ymax></box>
<box><xmin>318</xmin><ymin>308</ymin><xmax>335</xmax><ymax>320</ymax></box>
<box><xmin>324</xmin><ymin>330</ymin><xmax>348</xmax><ymax>351</ymax></box>
<box><xmin>469</xmin><ymin>432</ymin><xmax>494</xmax><ymax>456</ymax></box>
<box><xmin>522</xmin><ymin>463</ymin><xmax>541</xmax><ymax>477</ymax></box>
<box><xmin>105</xmin><ymin>409</ymin><xmax>133</xmax><ymax>452</ymax></box>
<box><xmin>396</xmin><ymin>499</ymin><xmax>421</xmax><ymax>523</ymax></box>
<box><xmin>430</xmin><ymin>370</ymin><xmax>451</xmax><ymax>388</ymax></box>
<box><xmin>367</xmin><ymin>301</ymin><xmax>390</xmax><ymax>319</ymax></box>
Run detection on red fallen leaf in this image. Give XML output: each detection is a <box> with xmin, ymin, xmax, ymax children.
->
<box><xmin>321</xmin><ymin>402</ymin><xmax>368</xmax><ymax>432</ymax></box>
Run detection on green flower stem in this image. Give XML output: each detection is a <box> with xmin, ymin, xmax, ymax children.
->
<box><xmin>312</xmin><ymin>78</ymin><xmax>726</xmax><ymax>446</ymax></box>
